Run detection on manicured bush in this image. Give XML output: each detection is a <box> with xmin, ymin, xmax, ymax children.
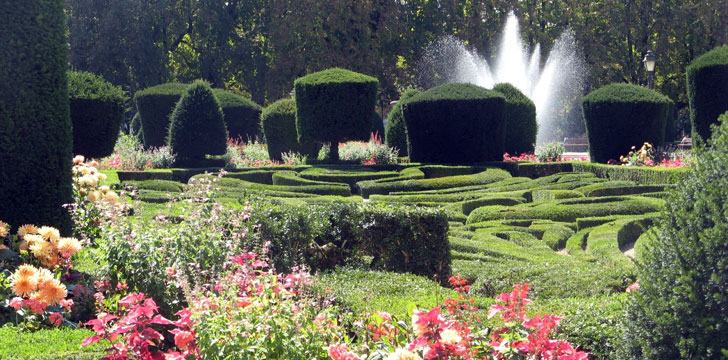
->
<box><xmin>130</xmin><ymin>112</ymin><xmax>144</xmax><ymax>141</ymax></box>
<box><xmin>359</xmin><ymin>168</ymin><xmax>512</xmax><ymax>198</ymax></box>
<box><xmin>117</xmin><ymin>170</ymin><xmax>174</xmax><ymax>182</ymax></box>
<box><xmin>0</xmin><ymin>0</ymin><xmax>73</xmax><ymax>233</ymax></box>
<box><xmin>385</xmin><ymin>88</ymin><xmax>421</xmax><ymax>156</ymax></box>
<box><xmin>189</xmin><ymin>174</ymin><xmax>351</xmax><ymax>197</ymax></box>
<box><xmin>167</xmin><ymin>80</ymin><xmax>228</xmax><ymax>161</ymax></box>
<box><xmin>211</xmin><ymin>89</ymin><xmax>262</xmax><ymax>140</ymax></box>
<box><xmin>299</xmin><ymin>168</ymin><xmax>398</xmax><ymax>190</ymax></box>
<box><xmin>582</xmin><ymin>83</ymin><xmax>672</xmax><ymax>163</ymax></box>
<box><xmin>403</xmin><ymin>83</ymin><xmax>506</xmax><ymax>163</ymax></box>
<box><xmin>261</xmin><ymin>98</ymin><xmax>321</xmax><ymax>161</ymax></box>
<box><xmin>121</xmin><ymin>179</ymin><xmax>187</xmax><ymax>193</ymax></box>
<box><xmin>686</xmin><ymin>45</ymin><xmax>728</xmax><ymax>141</ymax></box>
<box><xmin>571</xmin><ymin>162</ymin><xmax>689</xmax><ymax>184</ymax></box>
<box><xmin>68</xmin><ymin>71</ymin><xmax>127</xmax><ymax>158</ymax></box>
<box><xmin>294</xmin><ymin>68</ymin><xmax>379</xmax><ymax>161</ymax></box>
<box><xmin>619</xmin><ymin>115</ymin><xmax>728</xmax><ymax>359</ymax></box>
<box><xmin>134</xmin><ymin>83</ymin><xmax>188</xmax><ymax>147</ymax></box>
<box><xmin>493</xmin><ymin>83</ymin><xmax>537</xmax><ymax>154</ymax></box>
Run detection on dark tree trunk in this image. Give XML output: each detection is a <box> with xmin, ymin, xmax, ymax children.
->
<box><xmin>328</xmin><ymin>142</ymin><xmax>339</xmax><ymax>162</ymax></box>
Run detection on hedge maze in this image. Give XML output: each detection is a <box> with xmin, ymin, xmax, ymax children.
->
<box><xmin>114</xmin><ymin>163</ymin><xmax>678</xmax><ymax>301</ymax></box>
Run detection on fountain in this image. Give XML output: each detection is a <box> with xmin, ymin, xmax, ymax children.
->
<box><xmin>416</xmin><ymin>12</ymin><xmax>587</xmax><ymax>144</ymax></box>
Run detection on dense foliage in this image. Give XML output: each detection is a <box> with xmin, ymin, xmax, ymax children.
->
<box><xmin>294</xmin><ymin>68</ymin><xmax>378</xmax><ymax>162</ymax></box>
<box><xmin>0</xmin><ymin>0</ymin><xmax>73</xmax><ymax>234</ymax></box>
<box><xmin>493</xmin><ymin>83</ymin><xmax>537</xmax><ymax>154</ymax></box>
<box><xmin>686</xmin><ymin>45</ymin><xmax>728</xmax><ymax>141</ymax></box>
<box><xmin>167</xmin><ymin>80</ymin><xmax>228</xmax><ymax>160</ymax></box>
<box><xmin>134</xmin><ymin>83</ymin><xmax>189</xmax><ymax>147</ymax></box>
<box><xmin>403</xmin><ymin>83</ymin><xmax>505</xmax><ymax>163</ymax></box>
<box><xmin>385</xmin><ymin>88</ymin><xmax>421</xmax><ymax>156</ymax></box>
<box><xmin>619</xmin><ymin>113</ymin><xmax>728</xmax><ymax>359</ymax></box>
<box><xmin>68</xmin><ymin>71</ymin><xmax>127</xmax><ymax>158</ymax></box>
<box><xmin>260</xmin><ymin>98</ymin><xmax>321</xmax><ymax>161</ymax></box>
<box><xmin>582</xmin><ymin>83</ymin><xmax>672</xmax><ymax>163</ymax></box>
<box><xmin>210</xmin><ymin>89</ymin><xmax>262</xmax><ymax>140</ymax></box>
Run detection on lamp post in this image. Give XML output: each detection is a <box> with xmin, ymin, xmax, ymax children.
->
<box><xmin>643</xmin><ymin>50</ymin><xmax>656</xmax><ymax>89</ymax></box>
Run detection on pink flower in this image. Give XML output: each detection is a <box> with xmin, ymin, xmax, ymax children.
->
<box><xmin>166</xmin><ymin>267</ymin><xmax>176</xmax><ymax>277</ymax></box>
<box><xmin>59</xmin><ymin>298</ymin><xmax>74</xmax><ymax>312</ymax></box>
<box><xmin>626</xmin><ymin>282</ymin><xmax>640</xmax><ymax>293</ymax></box>
<box><xmin>49</xmin><ymin>312</ymin><xmax>63</xmax><ymax>326</ymax></box>
<box><xmin>173</xmin><ymin>330</ymin><xmax>195</xmax><ymax>350</ymax></box>
<box><xmin>328</xmin><ymin>343</ymin><xmax>360</xmax><ymax>360</ymax></box>
<box><xmin>9</xmin><ymin>297</ymin><xmax>23</xmax><ymax>310</ymax></box>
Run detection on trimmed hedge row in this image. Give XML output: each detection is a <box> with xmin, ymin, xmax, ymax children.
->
<box><xmin>358</xmin><ymin>169</ymin><xmax>511</xmax><ymax>198</ymax></box>
<box><xmin>67</xmin><ymin>71</ymin><xmax>126</xmax><ymax>158</ymax></box>
<box><xmin>576</xmin><ymin>183</ymin><xmax>667</xmax><ymax>197</ymax></box>
<box><xmin>582</xmin><ymin>83</ymin><xmax>673</xmax><ymax>163</ymax></box>
<box><xmin>261</xmin><ymin>98</ymin><xmax>321</xmax><ymax>161</ymax></box>
<box><xmin>403</xmin><ymin>83</ymin><xmax>506</xmax><ymax>163</ymax></box>
<box><xmin>494</xmin><ymin>83</ymin><xmax>537</xmax><ymax>154</ymax></box>
<box><xmin>532</xmin><ymin>190</ymin><xmax>585</xmax><ymax>202</ymax></box>
<box><xmin>385</xmin><ymin>88</ymin><xmax>421</xmax><ymax>156</ymax></box>
<box><xmin>686</xmin><ymin>46</ymin><xmax>728</xmax><ymax>141</ymax></box>
<box><xmin>189</xmin><ymin>174</ymin><xmax>351</xmax><ymax>196</ymax></box>
<box><xmin>571</xmin><ymin>162</ymin><xmax>689</xmax><ymax>184</ymax></box>
<box><xmin>211</xmin><ymin>89</ymin><xmax>262</xmax><ymax>140</ymax></box>
<box><xmin>299</xmin><ymin>168</ymin><xmax>399</xmax><ymax>189</ymax></box>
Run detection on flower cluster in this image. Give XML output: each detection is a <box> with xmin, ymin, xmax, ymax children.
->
<box><xmin>16</xmin><ymin>224</ymin><xmax>82</xmax><ymax>269</ymax></box>
<box><xmin>338</xmin><ymin>132</ymin><xmax>399</xmax><ymax>165</ymax></box>
<box><xmin>502</xmin><ymin>153</ymin><xmax>537</xmax><ymax>162</ymax></box>
<box><xmin>100</xmin><ymin>134</ymin><xmax>176</xmax><ymax>170</ymax></box>
<box><xmin>73</xmin><ymin>156</ymin><xmax>118</xmax><ymax>204</ymax></box>
<box><xmin>619</xmin><ymin>142</ymin><xmax>655</xmax><ymax>166</ymax></box>
<box><xmin>9</xmin><ymin>264</ymin><xmax>67</xmax><ymax>306</ymax></box>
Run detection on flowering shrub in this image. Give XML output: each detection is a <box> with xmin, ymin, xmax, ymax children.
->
<box><xmin>535</xmin><ymin>142</ymin><xmax>566</xmax><ymax>162</ymax></box>
<box><xmin>82</xmin><ymin>292</ymin><xmax>197</xmax><ymax>360</ymax></box>
<box><xmin>6</xmin><ymin>264</ymin><xmax>73</xmax><ymax>330</ymax></box>
<box><xmin>325</xmin><ymin>132</ymin><xmax>399</xmax><ymax>165</ymax></box>
<box><xmin>101</xmin><ymin>134</ymin><xmax>176</xmax><ymax>170</ymax></box>
<box><xmin>617</xmin><ymin>142</ymin><xmax>690</xmax><ymax>168</ymax></box>
<box><xmin>502</xmin><ymin>153</ymin><xmax>537</xmax><ymax>162</ymax></box>
<box><xmin>225</xmin><ymin>137</ymin><xmax>299</xmax><ymax>167</ymax></box>
<box><xmin>66</xmin><ymin>155</ymin><xmax>128</xmax><ymax>243</ymax></box>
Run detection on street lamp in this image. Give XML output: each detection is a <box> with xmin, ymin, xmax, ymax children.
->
<box><xmin>643</xmin><ymin>50</ymin><xmax>656</xmax><ymax>89</ymax></box>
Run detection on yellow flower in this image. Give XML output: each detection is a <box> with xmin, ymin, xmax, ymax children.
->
<box><xmin>37</xmin><ymin>226</ymin><xmax>60</xmax><ymax>241</ymax></box>
<box><xmin>15</xmin><ymin>264</ymin><xmax>38</xmax><ymax>279</ymax></box>
<box><xmin>104</xmin><ymin>191</ymin><xmax>119</xmax><ymax>203</ymax></box>
<box><xmin>29</xmin><ymin>240</ymin><xmax>53</xmax><ymax>259</ymax></box>
<box><xmin>17</xmin><ymin>224</ymin><xmax>39</xmax><ymax>237</ymax></box>
<box><xmin>0</xmin><ymin>221</ymin><xmax>9</xmax><ymax>237</ymax></box>
<box><xmin>57</xmin><ymin>237</ymin><xmax>82</xmax><ymax>256</ymax></box>
<box><xmin>87</xmin><ymin>191</ymin><xmax>101</xmax><ymax>203</ymax></box>
<box><xmin>99</xmin><ymin>185</ymin><xmax>110</xmax><ymax>193</ymax></box>
<box><xmin>79</xmin><ymin>175</ymin><xmax>97</xmax><ymax>187</ymax></box>
<box><xmin>34</xmin><ymin>268</ymin><xmax>55</xmax><ymax>284</ymax></box>
<box><xmin>97</xmin><ymin>172</ymin><xmax>107</xmax><ymax>181</ymax></box>
<box><xmin>37</xmin><ymin>278</ymin><xmax>67</xmax><ymax>305</ymax></box>
<box><xmin>439</xmin><ymin>328</ymin><xmax>463</xmax><ymax>345</ymax></box>
<box><xmin>385</xmin><ymin>349</ymin><xmax>422</xmax><ymax>360</ymax></box>
<box><xmin>11</xmin><ymin>276</ymin><xmax>37</xmax><ymax>298</ymax></box>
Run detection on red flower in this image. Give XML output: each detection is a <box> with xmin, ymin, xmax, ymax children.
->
<box><xmin>49</xmin><ymin>312</ymin><xmax>63</xmax><ymax>327</ymax></box>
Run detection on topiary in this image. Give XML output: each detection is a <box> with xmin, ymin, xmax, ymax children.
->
<box><xmin>402</xmin><ymin>83</ymin><xmax>506</xmax><ymax>163</ymax></box>
<box><xmin>385</xmin><ymin>88</ymin><xmax>421</xmax><ymax>156</ymax></box>
<box><xmin>67</xmin><ymin>71</ymin><xmax>127</xmax><ymax>158</ymax></box>
<box><xmin>686</xmin><ymin>45</ymin><xmax>728</xmax><ymax>142</ymax></box>
<box><xmin>130</xmin><ymin>112</ymin><xmax>144</xmax><ymax>142</ymax></box>
<box><xmin>167</xmin><ymin>80</ymin><xmax>228</xmax><ymax>161</ymax></box>
<box><xmin>0</xmin><ymin>0</ymin><xmax>73</xmax><ymax>234</ymax></box>
<box><xmin>493</xmin><ymin>83</ymin><xmax>537</xmax><ymax>155</ymax></box>
<box><xmin>134</xmin><ymin>83</ymin><xmax>188</xmax><ymax>147</ymax></box>
<box><xmin>619</xmin><ymin>111</ymin><xmax>728</xmax><ymax>359</ymax></box>
<box><xmin>211</xmin><ymin>89</ymin><xmax>262</xmax><ymax>141</ymax></box>
<box><xmin>261</xmin><ymin>98</ymin><xmax>321</xmax><ymax>161</ymax></box>
<box><xmin>581</xmin><ymin>83</ymin><xmax>672</xmax><ymax>163</ymax></box>
<box><xmin>294</xmin><ymin>68</ymin><xmax>379</xmax><ymax>162</ymax></box>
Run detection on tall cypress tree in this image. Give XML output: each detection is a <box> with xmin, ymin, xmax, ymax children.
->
<box><xmin>0</xmin><ymin>0</ymin><xmax>73</xmax><ymax>233</ymax></box>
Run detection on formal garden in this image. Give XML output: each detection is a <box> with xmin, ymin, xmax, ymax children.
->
<box><xmin>2</xmin><ymin>1</ymin><xmax>728</xmax><ymax>360</ymax></box>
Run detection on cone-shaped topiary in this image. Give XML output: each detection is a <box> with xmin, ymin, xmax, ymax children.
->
<box><xmin>135</xmin><ymin>83</ymin><xmax>189</xmax><ymax>147</ymax></box>
<box><xmin>211</xmin><ymin>89</ymin><xmax>262</xmax><ymax>141</ymax></box>
<box><xmin>686</xmin><ymin>45</ymin><xmax>728</xmax><ymax>141</ymax></box>
<box><xmin>403</xmin><ymin>83</ymin><xmax>506</xmax><ymax>163</ymax></box>
<box><xmin>261</xmin><ymin>98</ymin><xmax>321</xmax><ymax>161</ymax></box>
<box><xmin>0</xmin><ymin>0</ymin><xmax>73</xmax><ymax>234</ymax></box>
<box><xmin>582</xmin><ymin>83</ymin><xmax>672</xmax><ymax>163</ymax></box>
<box><xmin>294</xmin><ymin>68</ymin><xmax>378</xmax><ymax>162</ymax></box>
<box><xmin>619</xmin><ymin>111</ymin><xmax>728</xmax><ymax>359</ymax></box>
<box><xmin>493</xmin><ymin>83</ymin><xmax>537</xmax><ymax>155</ymax></box>
<box><xmin>68</xmin><ymin>71</ymin><xmax>127</xmax><ymax>158</ymax></box>
<box><xmin>385</xmin><ymin>88</ymin><xmax>421</xmax><ymax>156</ymax></box>
<box><xmin>167</xmin><ymin>80</ymin><xmax>228</xmax><ymax>160</ymax></box>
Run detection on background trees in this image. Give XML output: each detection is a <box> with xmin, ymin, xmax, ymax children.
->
<box><xmin>65</xmin><ymin>0</ymin><xmax>727</xmax><ymax>138</ymax></box>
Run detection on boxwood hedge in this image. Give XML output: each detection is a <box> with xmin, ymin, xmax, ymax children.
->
<box><xmin>261</xmin><ymin>98</ymin><xmax>321</xmax><ymax>161</ymax></box>
<box><xmin>493</xmin><ymin>83</ymin><xmax>537</xmax><ymax>154</ymax></box>
<box><xmin>134</xmin><ymin>83</ymin><xmax>188</xmax><ymax>147</ymax></box>
<box><xmin>67</xmin><ymin>71</ymin><xmax>127</xmax><ymax>158</ymax></box>
<box><xmin>403</xmin><ymin>83</ymin><xmax>506</xmax><ymax>163</ymax></box>
<box><xmin>385</xmin><ymin>88</ymin><xmax>421</xmax><ymax>156</ymax></box>
<box><xmin>358</xmin><ymin>168</ymin><xmax>511</xmax><ymax>198</ymax></box>
<box><xmin>211</xmin><ymin>89</ymin><xmax>262</xmax><ymax>140</ymax></box>
<box><xmin>686</xmin><ymin>45</ymin><xmax>728</xmax><ymax>141</ymax></box>
<box><xmin>582</xmin><ymin>83</ymin><xmax>672</xmax><ymax>163</ymax></box>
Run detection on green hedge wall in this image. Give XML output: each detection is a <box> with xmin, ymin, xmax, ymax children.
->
<box><xmin>167</xmin><ymin>80</ymin><xmax>227</xmax><ymax>160</ymax></box>
<box><xmin>68</xmin><ymin>71</ymin><xmax>127</xmax><ymax>158</ymax></box>
<box><xmin>385</xmin><ymin>88</ymin><xmax>421</xmax><ymax>156</ymax></box>
<box><xmin>572</xmin><ymin>162</ymin><xmax>689</xmax><ymax>184</ymax></box>
<box><xmin>359</xmin><ymin>168</ymin><xmax>511</xmax><ymax>198</ymax></box>
<box><xmin>0</xmin><ymin>0</ymin><xmax>73</xmax><ymax>233</ymax></box>
<box><xmin>582</xmin><ymin>83</ymin><xmax>672</xmax><ymax>163</ymax></box>
<box><xmin>134</xmin><ymin>83</ymin><xmax>188</xmax><ymax>147</ymax></box>
<box><xmin>294</xmin><ymin>68</ymin><xmax>378</xmax><ymax>161</ymax></box>
<box><xmin>211</xmin><ymin>89</ymin><xmax>262</xmax><ymax>140</ymax></box>
<box><xmin>493</xmin><ymin>83</ymin><xmax>537</xmax><ymax>155</ymax></box>
<box><xmin>261</xmin><ymin>98</ymin><xmax>321</xmax><ymax>161</ymax></box>
<box><xmin>403</xmin><ymin>83</ymin><xmax>506</xmax><ymax>163</ymax></box>
<box><xmin>686</xmin><ymin>45</ymin><xmax>728</xmax><ymax>141</ymax></box>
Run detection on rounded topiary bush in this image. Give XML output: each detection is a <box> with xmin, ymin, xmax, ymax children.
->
<box><xmin>619</xmin><ymin>112</ymin><xmax>728</xmax><ymax>359</ymax></box>
<box><xmin>68</xmin><ymin>71</ymin><xmax>127</xmax><ymax>158</ymax></box>
<box><xmin>0</xmin><ymin>0</ymin><xmax>73</xmax><ymax>233</ymax></box>
<box><xmin>167</xmin><ymin>80</ymin><xmax>227</xmax><ymax>160</ymax></box>
<box><xmin>686</xmin><ymin>45</ymin><xmax>728</xmax><ymax>141</ymax></box>
<box><xmin>211</xmin><ymin>89</ymin><xmax>262</xmax><ymax>141</ymax></box>
<box><xmin>581</xmin><ymin>83</ymin><xmax>672</xmax><ymax>163</ymax></box>
<box><xmin>134</xmin><ymin>83</ymin><xmax>188</xmax><ymax>147</ymax></box>
<box><xmin>493</xmin><ymin>83</ymin><xmax>537</xmax><ymax>155</ymax></box>
<box><xmin>294</xmin><ymin>68</ymin><xmax>378</xmax><ymax>162</ymax></box>
<box><xmin>385</xmin><ymin>88</ymin><xmax>421</xmax><ymax>156</ymax></box>
<box><xmin>261</xmin><ymin>98</ymin><xmax>321</xmax><ymax>161</ymax></box>
<box><xmin>402</xmin><ymin>83</ymin><xmax>506</xmax><ymax>163</ymax></box>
